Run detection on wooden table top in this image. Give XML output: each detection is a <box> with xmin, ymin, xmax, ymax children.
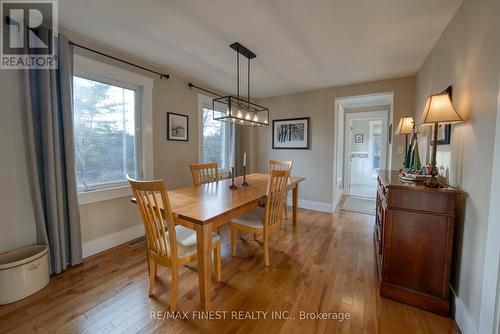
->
<box><xmin>131</xmin><ymin>173</ymin><xmax>305</xmax><ymax>225</ymax></box>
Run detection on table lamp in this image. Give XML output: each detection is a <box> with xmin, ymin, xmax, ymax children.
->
<box><xmin>395</xmin><ymin>115</ymin><xmax>418</xmax><ymax>166</ymax></box>
<box><xmin>421</xmin><ymin>90</ymin><xmax>463</xmax><ymax>186</ymax></box>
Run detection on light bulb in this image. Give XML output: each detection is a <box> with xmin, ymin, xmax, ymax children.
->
<box><xmin>253</xmin><ymin>115</ymin><xmax>259</xmax><ymax>122</ymax></box>
<box><xmin>226</xmin><ymin>109</ymin><xmax>230</xmax><ymax>116</ymax></box>
<box><xmin>237</xmin><ymin>110</ymin><xmax>242</xmax><ymax>118</ymax></box>
<box><xmin>245</xmin><ymin>112</ymin><xmax>251</xmax><ymax>120</ymax></box>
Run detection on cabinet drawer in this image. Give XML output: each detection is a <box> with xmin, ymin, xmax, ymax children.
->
<box><xmin>388</xmin><ymin>188</ymin><xmax>455</xmax><ymax>215</ymax></box>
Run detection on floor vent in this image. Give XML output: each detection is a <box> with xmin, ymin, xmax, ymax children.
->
<box><xmin>127</xmin><ymin>236</ymin><xmax>145</xmax><ymax>248</ymax></box>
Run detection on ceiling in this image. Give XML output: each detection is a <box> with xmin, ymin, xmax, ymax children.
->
<box><xmin>59</xmin><ymin>0</ymin><xmax>463</xmax><ymax>98</ymax></box>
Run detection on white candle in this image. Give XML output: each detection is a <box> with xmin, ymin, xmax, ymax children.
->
<box><xmin>243</xmin><ymin>152</ymin><xmax>247</xmax><ymax>167</ymax></box>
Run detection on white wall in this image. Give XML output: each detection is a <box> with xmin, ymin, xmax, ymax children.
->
<box><xmin>415</xmin><ymin>0</ymin><xmax>500</xmax><ymax>329</ymax></box>
<box><xmin>0</xmin><ymin>70</ymin><xmax>37</xmax><ymax>253</ymax></box>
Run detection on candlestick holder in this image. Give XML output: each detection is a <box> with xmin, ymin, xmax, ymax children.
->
<box><xmin>229</xmin><ymin>167</ymin><xmax>238</xmax><ymax>190</ymax></box>
<box><xmin>241</xmin><ymin>166</ymin><xmax>249</xmax><ymax>186</ymax></box>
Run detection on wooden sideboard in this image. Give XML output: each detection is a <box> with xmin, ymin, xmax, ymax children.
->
<box><xmin>375</xmin><ymin>170</ymin><xmax>461</xmax><ymax>316</ymax></box>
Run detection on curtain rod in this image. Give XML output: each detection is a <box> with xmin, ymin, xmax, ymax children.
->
<box><xmin>188</xmin><ymin>83</ymin><xmax>224</xmax><ymax>98</ymax></box>
<box><xmin>70</xmin><ymin>42</ymin><xmax>170</xmax><ymax>79</ymax></box>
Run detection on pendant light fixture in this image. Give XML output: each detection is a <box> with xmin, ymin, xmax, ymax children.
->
<box><xmin>212</xmin><ymin>42</ymin><xmax>269</xmax><ymax>126</ymax></box>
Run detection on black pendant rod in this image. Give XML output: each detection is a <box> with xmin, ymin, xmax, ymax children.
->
<box><xmin>188</xmin><ymin>83</ymin><xmax>224</xmax><ymax>98</ymax></box>
<box><xmin>247</xmin><ymin>57</ymin><xmax>250</xmax><ymax>105</ymax></box>
<box><xmin>236</xmin><ymin>46</ymin><xmax>240</xmax><ymax>100</ymax></box>
<box><xmin>70</xmin><ymin>42</ymin><xmax>170</xmax><ymax>79</ymax></box>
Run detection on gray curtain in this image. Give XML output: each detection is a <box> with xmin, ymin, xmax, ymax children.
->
<box><xmin>25</xmin><ymin>35</ymin><xmax>82</xmax><ymax>274</ymax></box>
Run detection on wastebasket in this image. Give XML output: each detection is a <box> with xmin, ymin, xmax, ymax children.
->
<box><xmin>0</xmin><ymin>245</ymin><xmax>50</xmax><ymax>304</ymax></box>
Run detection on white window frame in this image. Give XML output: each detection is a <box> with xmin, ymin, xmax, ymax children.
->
<box><xmin>197</xmin><ymin>94</ymin><xmax>232</xmax><ymax>175</ymax></box>
<box><xmin>74</xmin><ymin>54</ymin><xmax>153</xmax><ymax>205</ymax></box>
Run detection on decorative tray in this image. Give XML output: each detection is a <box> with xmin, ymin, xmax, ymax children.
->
<box><xmin>399</xmin><ymin>173</ymin><xmax>431</xmax><ymax>182</ymax></box>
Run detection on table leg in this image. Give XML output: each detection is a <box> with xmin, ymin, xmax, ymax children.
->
<box><xmin>196</xmin><ymin>223</ymin><xmax>213</xmax><ymax>311</ymax></box>
<box><xmin>292</xmin><ymin>184</ymin><xmax>299</xmax><ymax>225</ymax></box>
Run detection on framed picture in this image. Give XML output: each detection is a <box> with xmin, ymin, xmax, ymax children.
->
<box><xmin>272</xmin><ymin>117</ymin><xmax>309</xmax><ymax>149</ymax></box>
<box><xmin>167</xmin><ymin>112</ymin><xmax>188</xmax><ymax>141</ymax></box>
<box><xmin>431</xmin><ymin>124</ymin><xmax>451</xmax><ymax>145</ymax></box>
<box><xmin>355</xmin><ymin>134</ymin><xmax>363</xmax><ymax>143</ymax></box>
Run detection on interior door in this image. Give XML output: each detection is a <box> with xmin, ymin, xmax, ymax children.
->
<box><xmin>348</xmin><ymin>118</ymin><xmax>383</xmax><ymax>198</ymax></box>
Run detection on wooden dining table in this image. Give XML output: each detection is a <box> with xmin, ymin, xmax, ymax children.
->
<box><xmin>131</xmin><ymin>172</ymin><xmax>305</xmax><ymax>310</ymax></box>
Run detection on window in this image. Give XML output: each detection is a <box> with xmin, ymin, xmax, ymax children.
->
<box><xmin>73</xmin><ymin>54</ymin><xmax>153</xmax><ymax>203</ymax></box>
<box><xmin>73</xmin><ymin>76</ymin><xmax>140</xmax><ymax>191</ymax></box>
<box><xmin>198</xmin><ymin>94</ymin><xmax>232</xmax><ymax>171</ymax></box>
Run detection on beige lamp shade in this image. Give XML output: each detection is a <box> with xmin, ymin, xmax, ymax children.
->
<box><xmin>421</xmin><ymin>93</ymin><xmax>463</xmax><ymax>124</ymax></box>
<box><xmin>395</xmin><ymin>116</ymin><xmax>416</xmax><ymax>135</ymax></box>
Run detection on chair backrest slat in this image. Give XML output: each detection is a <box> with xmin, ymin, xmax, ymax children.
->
<box><xmin>264</xmin><ymin>170</ymin><xmax>290</xmax><ymax>228</ymax></box>
<box><xmin>190</xmin><ymin>163</ymin><xmax>219</xmax><ymax>185</ymax></box>
<box><xmin>269</xmin><ymin>160</ymin><xmax>293</xmax><ymax>173</ymax></box>
<box><xmin>128</xmin><ymin>177</ymin><xmax>177</xmax><ymax>260</ymax></box>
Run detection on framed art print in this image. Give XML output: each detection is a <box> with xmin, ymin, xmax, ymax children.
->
<box><xmin>272</xmin><ymin>117</ymin><xmax>309</xmax><ymax>149</ymax></box>
<box><xmin>431</xmin><ymin>124</ymin><xmax>451</xmax><ymax>145</ymax></box>
<box><xmin>355</xmin><ymin>134</ymin><xmax>363</xmax><ymax>143</ymax></box>
<box><xmin>167</xmin><ymin>112</ymin><xmax>188</xmax><ymax>141</ymax></box>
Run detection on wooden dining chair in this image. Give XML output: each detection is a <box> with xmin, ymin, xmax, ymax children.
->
<box><xmin>269</xmin><ymin>160</ymin><xmax>293</xmax><ymax>220</ymax></box>
<box><xmin>128</xmin><ymin>177</ymin><xmax>222</xmax><ymax>311</ymax></box>
<box><xmin>190</xmin><ymin>162</ymin><xmax>219</xmax><ymax>186</ymax></box>
<box><xmin>230</xmin><ymin>169</ymin><xmax>290</xmax><ymax>266</ymax></box>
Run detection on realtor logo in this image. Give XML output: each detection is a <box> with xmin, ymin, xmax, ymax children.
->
<box><xmin>1</xmin><ymin>0</ymin><xmax>58</xmax><ymax>69</ymax></box>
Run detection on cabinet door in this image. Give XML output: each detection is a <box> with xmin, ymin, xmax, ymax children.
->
<box><xmin>382</xmin><ymin>209</ymin><xmax>453</xmax><ymax>297</ymax></box>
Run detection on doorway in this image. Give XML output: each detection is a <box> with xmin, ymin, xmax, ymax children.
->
<box><xmin>334</xmin><ymin>92</ymin><xmax>392</xmax><ymax>214</ymax></box>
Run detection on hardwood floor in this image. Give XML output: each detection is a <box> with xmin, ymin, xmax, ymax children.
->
<box><xmin>0</xmin><ymin>208</ymin><xmax>459</xmax><ymax>334</ymax></box>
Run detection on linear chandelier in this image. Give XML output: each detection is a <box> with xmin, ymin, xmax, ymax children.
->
<box><xmin>212</xmin><ymin>42</ymin><xmax>269</xmax><ymax>126</ymax></box>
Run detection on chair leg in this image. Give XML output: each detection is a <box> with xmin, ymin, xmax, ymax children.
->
<box><xmin>231</xmin><ymin>226</ymin><xmax>237</xmax><ymax>257</ymax></box>
<box><xmin>214</xmin><ymin>242</ymin><xmax>222</xmax><ymax>282</ymax></box>
<box><xmin>254</xmin><ymin>233</ymin><xmax>258</xmax><ymax>241</ymax></box>
<box><xmin>170</xmin><ymin>265</ymin><xmax>178</xmax><ymax>312</ymax></box>
<box><xmin>263</xmin><ymin>233</ymin><xmax>270</xmax><ymax>266</ymax></box>
<box><xmin>148</xmin><ymin>260</ymin><xmax>156</xmax><ymax>296</ymax></box>
<box><xmin>284</xmin><ymin>205</ymin><xmax>288</xmax><ymax>220</ymax></box>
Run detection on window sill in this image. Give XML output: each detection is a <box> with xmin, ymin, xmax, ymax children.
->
<box><xmin>78</xmin><ymin>185</ymin><xmax>132</xmax><ymax>205</ymax></box>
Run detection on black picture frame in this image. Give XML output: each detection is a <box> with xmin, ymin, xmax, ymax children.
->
<box><xmin>388</xmin><ymin>123</ymin><xmax>393</xmax><ymax>144</ymax></box>
<box><xmin>355</xmin><ymin>134</ymin><xmax>363</xmax><ymax>143</ymax></box>
<box><xmin>167</xmin><ymin>112</ymin><xmax>189</xmax><ymax>141</ymax></box>
<box><xmin>272</xmin><ymin>117</ymin><xmax>310</xmax><ymax>149</ymax></box>
<box><xmin>431</xmin><ymin>124</ymin><xmax>451</xmax><ymax>145</ymax></box>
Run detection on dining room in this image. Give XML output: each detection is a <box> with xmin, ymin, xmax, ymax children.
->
<box><xmin>1</xmin><ymin>0</ymin><xmax>500</xmax><ymax>333</ymax></box>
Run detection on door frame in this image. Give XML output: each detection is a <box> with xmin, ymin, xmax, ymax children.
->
<box><xmin>368</xmin><ymin>120</ymin><xmax>382</xmax><ymax>173</ymax></box>
<box><xmin>478</xmin><ymin>80</ymin><xmax>500</xmax><ymax>334</ymax></box>
<box><xmin>343</xmin><ymin>110</ymin><xmax>389</xmax><ymax>196</ymax></box>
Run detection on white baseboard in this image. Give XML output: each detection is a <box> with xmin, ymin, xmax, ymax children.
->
<box><xmin>287</xmin><ymin>197</ymin><xmax>333</xmax><ymax>213</ymax></box>
<box><xmin>451</xmin><ymin>288</ymin><xmax>479</xmax><ymax>334</ymax></box>
<box><xmin>82</xmin><ymin>224</ymin><xmax>144</xmax><ymax>258</ymax></box>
